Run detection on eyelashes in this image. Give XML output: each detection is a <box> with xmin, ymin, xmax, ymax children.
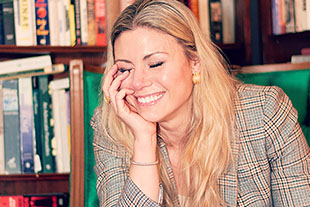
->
<box><xmin>149</xmin><ymin>61</ymin><xmax>163</xmax><ymax>68</ymax></box>
<box><xmin>117</xmin><ymin>61</ymin><xmax>164</xmax><ymax>74</ymax></box>
<box><xmin>118</xmin><ymin>68</ymin><xmax>132</xmax><ymax>73</ymax></box>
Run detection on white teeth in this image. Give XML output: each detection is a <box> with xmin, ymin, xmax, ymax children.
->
<box><xmin>138</xmin><ymin>94</ymin><xmax>163</xmax><ymax>104</ymax></box>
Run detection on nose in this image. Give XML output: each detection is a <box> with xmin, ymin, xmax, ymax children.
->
<box><xmin>130</xmin><ymin>68</ymin><xmax>152</xmax><ymax>90</ymax></box>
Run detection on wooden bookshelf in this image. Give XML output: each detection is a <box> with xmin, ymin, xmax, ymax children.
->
<box><xmin>0</xmin><ymin>173</ymin><xmax>69</xmax><ymax>195</ymax></box>
<box><xmin>258</xmin><ymin>0</ymin><xmax>310</xmax><ymax>64</ymax></box>
<box><xmin>0</xmin><ymin>0</ymin><xmax>257</xmax><ymax>205</ymax></box>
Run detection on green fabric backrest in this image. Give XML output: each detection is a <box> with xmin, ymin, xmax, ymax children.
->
<box><xmin>236</xmin><ymin>69</ymin><xmax>310</xmax><ymax>145</ymax></box>
<box><xmin>83</xmin><ymin>70</ymin><xmax>102</xmax><ymax>207</ymax></box>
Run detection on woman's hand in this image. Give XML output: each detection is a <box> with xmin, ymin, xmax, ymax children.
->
<box><xmin>103</xmin><ymin>64</ymin><xmax>156</xmax><ymax>140</ymax></box>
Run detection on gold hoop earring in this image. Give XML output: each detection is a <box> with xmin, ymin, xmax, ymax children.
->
<box><xmin>192</xmin><ymin>72</ymin><xmax>200</xmax><ymax>84</ymax></box>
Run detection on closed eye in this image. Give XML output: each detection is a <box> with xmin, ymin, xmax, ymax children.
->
<box><xmin>118</xmin><ymin>68</ymin><xmax>132</xmax><ymax>73</ymax></box>
<box><xmin>150</xmin><ymin>62</ymin><xmax>163</xmax><ymax>68</ymax></box>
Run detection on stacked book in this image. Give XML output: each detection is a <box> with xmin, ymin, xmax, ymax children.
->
<box><xmin>0</xmin><ymin>55</ymin><xmax>71</xmax><ymax>175</ymax></box>
<box><xmin>0</xmin><ymin>0</ymin><xmax>107</xmax><ymax>46</ymax></box>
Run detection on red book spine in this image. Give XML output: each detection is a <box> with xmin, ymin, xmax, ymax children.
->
<box><xmin>95</xmin><ymin>0</ymin><xmax>107</xmax><ymax>46</ymax></box>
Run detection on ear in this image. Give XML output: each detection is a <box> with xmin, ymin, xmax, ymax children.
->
<box><xmin>190</xmin><ymin>57</ymin><xmax>201</xmax><ymax>74</ymax></box>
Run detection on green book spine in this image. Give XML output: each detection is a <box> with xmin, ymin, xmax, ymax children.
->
<box><xmin>38</xmin><ymin>75</ymin><xmax>55</xmax><ymax>173</ymax></box>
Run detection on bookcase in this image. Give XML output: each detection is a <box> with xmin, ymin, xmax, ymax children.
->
<box><xmin>0</xmin><ymin>0</ymin><xmax>257</xmax><ymax>205</ymax></box>
<box><xmin>258</xmin><ymin>0</ymin><xmax>310</xmax><ymax>64</ymax></box>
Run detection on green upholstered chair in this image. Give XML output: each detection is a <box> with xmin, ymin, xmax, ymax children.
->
<box><xmin>70</xmin><ymin>60</ymin><xmax>102</xmax><ymax>207</ymax></box>
<box><xmin>235</xmin><ymin>62</ymin><xmax>310</xmax><ymax>146</ymax></box>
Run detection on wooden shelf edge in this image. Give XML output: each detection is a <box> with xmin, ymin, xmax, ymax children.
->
<box><xmin>0</xmin><ymin>45</ymin><xmax>106</xmax><ymax>54</ymax></box>
<box><xmin>0</xmin><ymin>173</ymin><xmax>69</xmax><ymax>181</ymax></box>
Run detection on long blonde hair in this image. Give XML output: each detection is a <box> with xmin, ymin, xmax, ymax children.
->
<box><xmin>102</xmin><ymin>0</ymin><xmax>238</xmax><ymax>206</ymax></box>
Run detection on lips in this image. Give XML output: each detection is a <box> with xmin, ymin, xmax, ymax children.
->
<box><xmin>136</xmin><ymin>92</ymin><xmax>164</xmax><ymax>105</ymax></box>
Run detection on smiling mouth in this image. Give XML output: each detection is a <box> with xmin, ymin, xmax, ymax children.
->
<box><xmin>136</xmin><ymin>93</ymin><xmax>164</xmax><ymax>105</ymax></box>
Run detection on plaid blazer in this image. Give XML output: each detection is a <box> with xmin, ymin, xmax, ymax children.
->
<box><xmin>92</xmin><ymin>84</ymin><xmax>310</xmax><ymax>206</ymax></box>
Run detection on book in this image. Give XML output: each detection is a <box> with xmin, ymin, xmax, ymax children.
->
<box><xmin>34</xmin><ymin>0</ymin><xmax>50</xmax><ymax>45</ymax></box>
<box><xmin>291</xmin><ymin>54</ymin><xmax>310</xmax><ymax>63</ymax></box>
<box><xmin>18</xmin><ymin>77</ymin><xmax>35</xmax><ymax>173</ymax></box>
<box><xmin>74</xmin><ymin>0</ymin><xmax>81</xmax><ymax>45</ymax></box>
<box><xmin>295</xmin><ymin>0</ymin><xmax>308</xmax><ymax>32</ymax></box>
<box><xmin>283</xmin><ymin>0</ymin><xmax>295</xmax><ymax>33</ymax></box>
<box><xmin>0</xmin><ymin>64</ymin><xmax>66</xmax><ymax>80</ymax></box>
<box><xmin>301</xmin><ymin>48</ymin><xmax>310</xmax><ymax>55</ymax></box>
<box><xmin>0</xmin><ymin>81</ymin><xmax>4</xmax><ymax>174</ymax></box>
<box><xmin>13</xmin><ymin>0</ymin><xmax>36</xmax><ymax>46</ymax></box>
<box><xmin>209</xmin><ymin>0</ymin><xmax>223</xmax><ymax>43</ymax></box>
<box><xmin>87</xmin><ymin>0</ymin><xmax>96</xmax><ymax>45</ymax></box>
<box><xmin>49</xmin><ymin>78</ymin><xmax>70</xmax><ymax>173</ymax></box>
<box><xmin>188</xmin><ymin>0</ymin><xmax>199</xmax><ymax>21</ymax></box>
<box><xmin>56</xmin><ymin>0</ymin><xmax>70</xmax><ymax>46</ymax></box>
<box><xmin>68</xmin><ymin>0</ymin><xmax>76</xmax><ymax>46</ymax></box>
<box><xmin>80</xmin><ymin>0</ymin><xmax>88</xmax><ymax>45</ymax></box>
<box><xmin>38</xmin><ymin>75</ymin><xmax>55</xmax><ymax>173</ymax></box>
<box><xmin>271</xmin><ymin>0</ymin><xmax>285</xmax><ymax>35</ymax></box>
<box><xmin>0</xmin><ymin>195</ymin><xmax>25</xmax><ymax>207</ymax></box>
<box><xmin>222</xmin><ymin>0</ymin><xmax>235</xmax><ymax>44</ymax></box>
<box><xmin>2</xmin><ymin>0</ymin><xmax>16</xmax><ymax>45</ymax></box>
<box><xmin>48</xmin><ymin>0</ymin><xmax>59</xmax><ymax>46</ymax></box>
<box><xmin>3</xmin><ymin>79</ymin><xmax>21</xmax><ymax>174</ymax></box>
<box><xmin>0</xmin><ymin>55</ymin><xmax>52</xmax><ymax>76</ymax></box>
<box><xmin>198</xmin><ymin>0</ymin><xmax>210</xmax><ymax>39</ymax></box>
<box><xmin>32</xmin><ymin>76</ymin><xmax>42</xmax><ymax>173</ymax></box>
<box><xmin>24</xmin><ymin>193</ymin><xmax>69</xmax><ymax>207</ymax></box>
<box><xmin>95</xmin><ymin>0</ymin><xmax>107</xmax><ymax>46</ymax></box>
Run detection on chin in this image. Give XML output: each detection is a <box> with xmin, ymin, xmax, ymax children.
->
<box><xmin>139</xmin><ymin>111</ymin><xmax>162</xmax><ymax>123</ymax></box>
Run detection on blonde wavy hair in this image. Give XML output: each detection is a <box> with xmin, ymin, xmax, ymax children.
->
<box><xmin>102</xmin><ymin>0</ymin><xmax>238</xmax><ymax>206</ymax></box>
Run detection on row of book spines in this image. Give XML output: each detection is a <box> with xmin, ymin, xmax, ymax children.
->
<box><xmin>0</xmin><ymin>75</ymin><xmax>70</xmax><ymax>175</ymax></box>
<box><xmin>179</xmin><ymin>0</ymin><xmax>235</xmax><ymax>44</ymax></box>
<box><xmin>0</xmin><ymin>193</ymin><xmax>69</xmax><ymax>207</ymax></box>
<box><xmin>272</xmin><ymin>0</ymin><xmax>310</xmax><ymax>35</ymax></box>
<box><xmin>0</xmin><ymin>0</ymin><xmax>106</xmax><ymax>46</ymax></box>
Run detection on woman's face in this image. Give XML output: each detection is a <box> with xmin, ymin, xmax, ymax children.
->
<box><xmin>114</xmin><ymin>27</ymin><xmax>198</xmax><ymax>123</ymax></box>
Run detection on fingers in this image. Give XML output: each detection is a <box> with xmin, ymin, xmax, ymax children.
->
<box><xmin>102</xmin><ymin>64</ymin><xmax>118</xmax><ymax>98</ymax></box>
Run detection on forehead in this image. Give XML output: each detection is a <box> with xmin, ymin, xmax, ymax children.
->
<box><xmin>114</xmin><ymin>27</ymin><xmax>182</xmax><ymax>59</ymax></box>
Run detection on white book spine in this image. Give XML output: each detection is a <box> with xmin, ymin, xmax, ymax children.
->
<box><xmin>63</xmin><ymin>0</ymin><xmax>71</xmax><ymax>46</ymax></box>
<box><xmin>18</xmin><ymin>77</ymin><xmax>34</xmax><ymax>173</ymax></box>
<box><xmin>222</xmin><ymin>0</ymin><xmax>235</xmax><ymax>43</ymax></box>
<box><xmin>198</xmin><ymin>0</ymin><xmax>210</xmax><ymax>39</ymax></box>
<box><xmin>48</xmin><ymin>0</ymin><xmax>60</xmax><ymax>46</ymax></box>
<box><xmin>48</xmin><ymin>77</ymin><xmax>69</xmax><ymax>91</ymax></box>
<box><xmin>56</xmin><ymin>0</ymin><xmax>66</xmax><ymax>46</ymax></box>
<box><xmin>80</xmin><ymin>0</ymin><xmax>88</xmax><ymax>45</ymax></box>
<box><xmin>295</xmin><ymin>0</ymin><xmax>308</xmax><ymax>32</ymax></box>
<box><xmin>0</xmin><ymin>55</ymin><xmax>52</xmax><ymax>75</ymax></box>
<box><xmin>14</xmin><ymin>0</ymin><xmax>36</xmax><ymax>46</ymax></box>
<box><xmin>30</xmin><ymin>0</ymin><xmax>37</xmax><ymax>45</ymax></box>
<box><xmin>51</xmin><ymin>89</ymin><xmax>70</xmax><ymax>173</ymax></box>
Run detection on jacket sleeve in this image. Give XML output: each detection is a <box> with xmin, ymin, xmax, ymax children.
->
<box><xmin>263</xmin><ymin>87</ymin><xmax>310</xmax><ymax>206</ymax></box>
<box><xmin>91</xmin><ymin>107</ymin><xmax>162</xmax><ymax>207</ymax></box>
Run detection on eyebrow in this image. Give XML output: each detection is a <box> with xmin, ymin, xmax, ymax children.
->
<box><xmin>115</xmin><ymin>52</ymin><xmax>167</xmax><ymax>63</ymax></box>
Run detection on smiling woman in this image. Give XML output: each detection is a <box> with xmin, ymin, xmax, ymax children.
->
<box><xmin>92</xmin><ymin>0</ymin><xmax>310</xmax><ymax>206</ymax></box>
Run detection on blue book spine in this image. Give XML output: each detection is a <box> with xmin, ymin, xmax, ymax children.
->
<box><xmin>34</xmin><ymin>0</ymin><xmax>50</xmax><ymax>45</ymax></box>
<box><xmin>3</xmin><ymin>79</ymin><xmax>20</xmax><ymax>174</ymax></box>
<box><xmin>18</xmin><ymin>77</ymin><xmax>34</xmax><ymax>173</ymax></box>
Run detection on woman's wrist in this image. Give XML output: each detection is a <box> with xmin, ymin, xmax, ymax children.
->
<box><xmin>132</xmin><ymin>133</ymin><xmax>157</xmax><ymax>162</ymax></box>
